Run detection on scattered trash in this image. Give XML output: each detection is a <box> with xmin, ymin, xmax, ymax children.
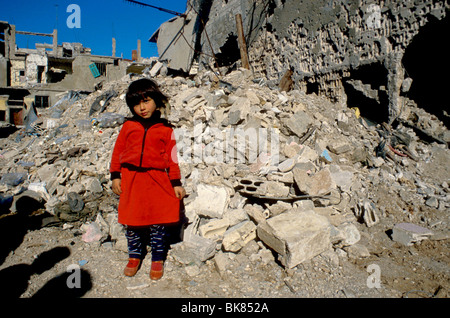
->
<box><xmin>94</xmin><ymin>112</ymin><xmax>125</xmax><ymax>128</ymax></box>
<box><xmin>81</xmin><ymin>222</ymin><xmax>103</xmax><ymax>243</ymax></box>
<box><xmin>78</xmin><ymin>259</ymin><xmax>88</xmax><ymax>266</ymax></box>
<box><xmin>0</xmin><ymin>172</ymin><xmax>27</xmax><ymax>187</ymax></box>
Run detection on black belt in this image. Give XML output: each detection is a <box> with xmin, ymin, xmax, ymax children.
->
<box><xmin>122</xmin><ymin>163</ymin><xmax>166</xmax><ymax>173</ymax></box>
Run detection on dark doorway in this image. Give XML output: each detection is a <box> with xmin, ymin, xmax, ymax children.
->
<box><xmin>343</xmin><ymin>62</ymin><xmax>390</xmax><ymax>124</ymax></box>
<box><xmin>402</xmin><ymin>13</ymin><xmax>450</xmax><ymax>128</ymax></box>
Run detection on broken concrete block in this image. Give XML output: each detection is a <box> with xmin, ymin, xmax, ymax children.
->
<box><xmin>214</xmin><ymin>251</ymin><xmax>232</xmax><ymax>277</ymax></box>
<box><xmin>327</xmin><ymin>140</ymin><xmax>351</xmax><ymax>155</ymax></box>
<box><xmin>392</xmin><ymin>223</ymin><xmax>433</xmax><ymax>246</ymax></box>
<box><xmin>329</xmin><ymin>165</ymin><xmax>354</xmax><ymax>193</ymax></box>
<box><xmin>262</xmin><ymin>181</ymin><xmax>290</xmax><ymax>197</ymax></box>
<box><xmin>37</xmin><ymin>164</ymin><xmax>59</xmax><ymax>184</ymax></box>
<box><xmin>81</xmin><ymin>222</ymin><xmax>104</xmax><ymax>243</ymax></box>
<box><xmin>187</xmin><ymin>183</ymin><xmax>230</xmax><ymax>218</ymax></box>
<box><xmin>293</xmin><ymin>167</ymin><xmax>335</xmax><ymax>196</ymax></box>
<box><xmin>222</xmin><ymin>208</ymin><xmax>248</xmax><ymax>226</ymax></box>
<box><xmin>297</xmin><ymin>145</ymin><xmax>319</xmax><ymax>163</ymax></box>
<box><xmin>338</xmin><ymin>223</ymin><xmax>361</xmax><ymax>246</ymax></box>
<box><xmin>283</xmin><ymin>110</ymin><xmax>312</xmax><ymax>138</ymax></box>
<box><xmin>171</xmin><ymin>235</ymin><xmax>217</xmax><ymax>264</ymax></box>
<box><xmin>293</xmin><ymin>199</ymin><xmax>315</xmax><ymax>211</ymax></box>
<box><xmin>266</xmin><ymin>201</ymin><xmax>291</xmax><ymax>217</ymax></box>
<box><xmin>244</xmin><ymin>204</ymin><xmax>267</xmax><ymax>224</ymax></box>
<box><xmin>222</xmin><ymin>220</ymin><xmax>257</xmax><ymax>252</ymax></box>
<box><xmin>283</xmin><ymin>142</ymin><xmax>301</xmax><ymax>158</ymax></box>
<box><xmin>267</xmin><ymin>171</ymin><xmax>294</xmax><ymax>184</ymax></box>
<box><xmin>257</xmin><ymin>209</ymin><xmax>331</xmax><ymax>268</ymax></box>
<box><xmin>199</xmin><ymin>218</ymin><xmax>230</xmax><ymax>239</ymax></box>
<box><xmin>345</xmin><ymin>243</ymin><xmax>370</xmax><ymax>259</ymax></box>
<box><xmin>150</xmin><ymin>61</ymin><xmax>164</xmax><ymax>77</ymax></box>
<box><xmin>278</xmin><ymin>157</ymin><xmax>296</xmax><ymax>172</ymax></box>
<box><xmin>82</xmin><ymin>177</ymin><xmax>103</xmax><ymax>193</ymax></box>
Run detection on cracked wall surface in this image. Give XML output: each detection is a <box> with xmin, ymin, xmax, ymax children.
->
<box><xmin>192</xmin><ymin>0</ymin><xmax>449</xmax><ymax>123</ymax></box>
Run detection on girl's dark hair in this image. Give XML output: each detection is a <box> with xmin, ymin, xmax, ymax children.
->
<box><xmin>125</xmin><ymin>78</ymin><xmax>168</xmax><ymax>114</ymax></box>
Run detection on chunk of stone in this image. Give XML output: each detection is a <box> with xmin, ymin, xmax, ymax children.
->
<box><xmin>283</xmin><ymin>110</ymin><xmax>312</xmax><ymax>138</ymax></box>
<box><xmin>257</xmin><ymin>209</ymin><xmax>331</xmax><ymax>268</ymax></box>
<box><xmin>222</xmin><ymin>221</ymin><xmax>257</xmax><ymax>252</ymax></box>
<box><xmin>187</xmin><ymin>183</ymin><xmax>230</xmax><ymax>218</ymax></box>
<box><xmin>199</xmin><ymin>218</ymin><xmax>230</xmax><ymax>239</ymax></box>
<box><xmin>171</xmin><ymin>234</ymin><xmax>217</xmax><ymax>264</ymax></box>
<box><xmin>345</xmin><ymin>244</ymin><xmax>370</xmax><ymax>259</ymax></box>
<box><xmin>262</xmin><ymin>181</ymin><xmax>290</xmax><ymax>197</ymax></box>
<box><xmin>82</xmin><ymin>177</ymin><xmax>103</xmax><ymax>193</ymax></box>
<box><xmin>293</xmin><ymin>167</ymin><xmax>335</xmax><ymax>196</ymax></box>
<box><xmin>392</xmin><ymin>223</ymin><xmax>433</xmax><ymax>246</ymax></box>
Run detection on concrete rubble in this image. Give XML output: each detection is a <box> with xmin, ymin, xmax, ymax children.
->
<box><xmin>0</xmin><ymin>65</ymin><xmax>449</xmax><ymax>272</ymax></box>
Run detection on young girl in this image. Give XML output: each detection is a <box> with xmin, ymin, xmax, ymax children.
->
<box><xmin>110</xmin><ymin>78</ymin><xmax>186</xmax><ymax>280</ymax></box>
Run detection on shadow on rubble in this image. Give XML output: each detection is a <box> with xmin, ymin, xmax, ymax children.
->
<box><xmin>0</xmin><ymin>195</ymin><xmax>56</xmax><ymax>266</ymax></box>
<box><xmin>31</xmin><ymin>266</ymin><xmax>92</xmax><ymax>298</ymax></box>
<box><xmin>0</xmin><ymin>246</ymin><xmax>89</xmax><ymax>298</ymax></box>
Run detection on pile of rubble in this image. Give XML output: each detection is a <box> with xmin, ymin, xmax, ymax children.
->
<box><xmin>0</xmin><ymin>67</ymin><xmax>449</xmax><ymax>273</ymax></box>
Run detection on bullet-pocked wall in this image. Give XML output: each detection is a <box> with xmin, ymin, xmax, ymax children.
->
<box><xmin>243</xmin><ymin>0</ymin><xmax>449</xmax><ymax>123</ymax></box>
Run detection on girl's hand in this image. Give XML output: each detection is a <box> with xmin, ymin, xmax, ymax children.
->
<box><xmin>174</xmin><ymin>186</ymin><xmax>186</xmax><ymax>200</ymax></box>
<box><xmin>112</xmin><ymin>178</ymin><xmax>122</xmax><ymax>195</ymax></box>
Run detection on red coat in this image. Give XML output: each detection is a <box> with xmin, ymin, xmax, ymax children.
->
<box><xmin>110</xmin><ymin>117</ymin><xmax>181</xmax><ymax>226</ymax></box>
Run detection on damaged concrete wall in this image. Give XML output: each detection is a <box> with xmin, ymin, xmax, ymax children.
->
<box><xmin>165</xmin><ymin>0</ymin><xmax>449</xmax><ymax>124</ymax></box>
<box><xmin>199</xmin><ymin>0</ymin><xmax>267</xmax><ymax>66</ymax></box>
<box><xmin>246</xmin><ymin>0</ymin><xmax>449</xmax><ymax>122</ymax></box>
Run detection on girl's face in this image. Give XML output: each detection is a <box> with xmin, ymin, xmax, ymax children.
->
<box><xmin>133</xmin><ymin>98</ymin><xmax>157</xmax><ymax>119</ymax></box>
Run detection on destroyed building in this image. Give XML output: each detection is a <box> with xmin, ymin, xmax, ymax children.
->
<box><xmin>151</xmin><ymin>0</ymin><xmax>449</xmax><ymax>128</ymax></box>
<box><xmin>0</xmin><ymin>1</ymin><xmax>449</xmax><ymax>298</ymax></box>
<box><xmin>0</xmin><ymin>21</ymin><xmax>152</xmax><ymax>127</ymax></box>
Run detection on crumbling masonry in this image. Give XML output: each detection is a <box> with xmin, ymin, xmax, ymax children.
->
<box><xmin>154</xmin><ymin>0</ymin><xmax>449</xmax><ymax>125</ymax></box>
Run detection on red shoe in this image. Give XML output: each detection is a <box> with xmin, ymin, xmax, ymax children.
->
<box><xmin>150</xmin><ymin>261</ymin><xmax>164</xmax><ymax>280</ymax></box>
<box><xmin>124</xmin><ymin>258</ymin><xmax>141</xmax><ymax>277</ymax></box>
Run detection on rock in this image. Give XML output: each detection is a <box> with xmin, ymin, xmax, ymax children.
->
<box><xmin>257</xmin><ymin>209</ymin><xmax>331</xmax><ymax>268</ymax></box>
<box><xmin>327</xmin><ymin>140</ymin><xmax>351</xmax><ymax>155</ymax></box>
<box><xmin>82</xmin><ymin>177</ymin><xmax>103</xmax><ymax>194</ymax></box>
<box><xmin>329</xmin><ymin>165</ymin><xmax>354</xmax><ymax>193</ymax></box>
<box><xmin>293</xmin><ymin>167</ymin><xmax>336</xmax><ymax>196</ymax></box>
<box><xmin>222</xmin><ymin>221</ymin><xmax>257</xmax><ymax>252</ymax></box>
<box><xmin>283</xmin><ymin>110</ymin><xmax>312</xmax><ymax>138</ymax></box>
<box><xmin>392</xmin><ymin>223</ymin><xmax>433</xmax><ymax>246</ymax></box>
<box><xmin>199</xmin><ymin>218</ymin><xmax>230</xmax><ymax>239</ymax></box>
<box><xmin>186</xmin><ymin>183</ymin><xmax>230</xmax><ymax>218</ymax></box>
<box><xmin>185</xmin><ymin>264</ymin><xmax>201</xmax><ymax>277</ymax></box>
<box><xmin>171</xmin><ymin>235</ymin><xmax>216</xmax><ymax>264</ymax></box>
<box><xmin>425</xmin><ymin>196</ymin><xmax>439</xmax><ymax>208</ymax></box>
<box><xmin>244</xmin><ymin>204</ymin><xmax>267</xmax><ymax>224</ymax></box>
<box><xmin>278</xmin><ymin>157</ymin><xmax>296</xmax><ymax>172</ymax></box>
<box><xmin>214</xmin><ymin>251</ymin><xmax>232</xmax><ymax>277</ymax></box>
<box><xmin>261</xmin><ymin>181</ymin><xmax>290</xmax><ymax>197</ymax></box>
<box><xmin>345</xmin><ymin>244</ymin><xmax>370</xmax><ymax>259</ymax></box>
<box><xmin>338</xmin><ymin>223</ymin><xmax>361</xmax><ymax>246</ymax></box>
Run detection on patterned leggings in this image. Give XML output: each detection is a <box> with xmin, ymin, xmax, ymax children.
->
<box><xmin>125</xmin><ymin>225</ymin><xmax>167</xmax><ymax>262</ymax></box>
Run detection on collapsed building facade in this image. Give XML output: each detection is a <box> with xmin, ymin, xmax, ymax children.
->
<box><xmin>0</xmin><ymin>21</ymin><xmax>151</xmax><ymax>127</ymax></box>
<box><xmin>151</xmin><ymin>0</ymin><xmax>449</xmax><ymax>127</ymax></box>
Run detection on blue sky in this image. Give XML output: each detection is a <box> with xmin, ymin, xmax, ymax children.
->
<box><xmin>1</xmin><ymin>0</ymin><xmax>188</xmax><ymax>59</ymax></box>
